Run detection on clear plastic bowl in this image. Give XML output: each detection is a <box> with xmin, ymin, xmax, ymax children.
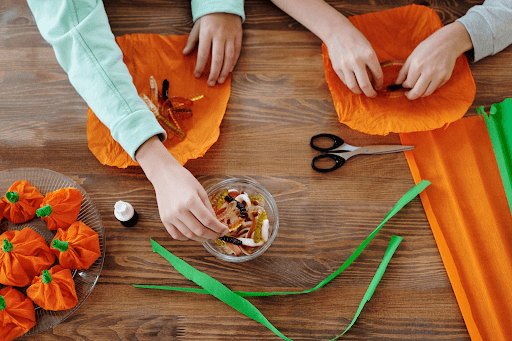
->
<box><xmin>202</xmin><ymin>178</ymin><xmax>278</xmax><ymax>262</ymax></box>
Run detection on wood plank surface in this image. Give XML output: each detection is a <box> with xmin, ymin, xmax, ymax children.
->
<box><xmin>1</xmin><ymin>0</ymin><xmax>509</xmax><ymax>340</ymax></box>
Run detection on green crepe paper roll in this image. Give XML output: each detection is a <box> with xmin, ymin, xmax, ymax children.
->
<box><xmin>135</xmin><ymin>180</ymin><xmax>430</xmax><ymax>340</ymax></box>
<box><xmin>478</xmin><ymin>98</ymin><xmax>512</xmax><ymax>214</ymax></box>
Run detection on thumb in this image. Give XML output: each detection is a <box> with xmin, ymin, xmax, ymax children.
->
<box><xmin>395</xmin><ymin>60</ymin><xmax>409</xmax><ymax>85</ymax></box>
<box><xmin>183</xmin><ymin>22</ymin><xmax>200</xmax><ymax>55</ymax></box>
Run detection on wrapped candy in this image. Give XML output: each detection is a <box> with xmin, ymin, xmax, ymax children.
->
<box><xmin>0</xmin><ymin>227</ymin><xmax>55</xmax><ymax>287</ymax></box>
<box><xmin>0</xmin><ymin>286</ymin><xmax>36</xmax><ymax>341</ymax></box>
<box><xmin>1</xmin><ymin>180</ymin><xmax>44</xmax><ymax>224</ymax></box>
<box><xmin>36</xmin><ymin>187</ymin><xmax>83</xmax><ymax>231</ymax></box>
<box><xmin>51</xmin><ymin>221</ymin><xmax>101</xmax><ymax>270</ymax></box>
<box><xmin>0</xmin><ymin>200</ymin><xmax>4</xmax><ymax>222</ymax></box>
<box><xmin>27</xmin><ymin>265</ymin><xmax>78</xmax><ymax>311</ymax></box>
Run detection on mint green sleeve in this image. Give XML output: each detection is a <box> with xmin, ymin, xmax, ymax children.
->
<box><xmin>191</xmin><ymin>0</ymin><xmax>245</xmax><ymax>22</ymax></box>
<box><xmin>26</xmin><ymin>0</ymin><xmax>166</xmax><ymax>161</ymax></box>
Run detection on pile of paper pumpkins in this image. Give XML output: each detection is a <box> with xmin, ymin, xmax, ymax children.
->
<box><xmin>0</xmin><ymin>180</ymin><xmax>101</xmax><ymax>340</ymax></box>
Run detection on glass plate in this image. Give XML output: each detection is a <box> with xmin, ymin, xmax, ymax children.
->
<box><xmin>0</xmin><ymin>168</ymin><xmax>106</xmax><ymax>335</ymax></box>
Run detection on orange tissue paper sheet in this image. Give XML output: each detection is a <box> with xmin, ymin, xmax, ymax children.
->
<box><xmin>399</xmin><ymin>116</ymin><xmax>512</xmax><ymax>341</ymax></box>
<box><xmin>323</xmin><ymin>4</ymin><xmax>476</xmax><ymax>135</ymax></box>
<box><xmin>87</xmin><ymin>34</ymin><xmax>231</xmax><ymax>168</ymax></box>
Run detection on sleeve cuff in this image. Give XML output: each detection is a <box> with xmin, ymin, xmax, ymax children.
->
<box><xmin>456</xmin><ymin>11</ymin><xmax>496</xmax><ymax>62</ymax></box>
<box><xmin>110</xmin><ymin>108</ymin><xmax>166</xmax><ymax>161</ymax></box>
<box><xmin>191</xmin><ymin>0</ymin><xmax>245</xmax><ymax>22</ymax></box>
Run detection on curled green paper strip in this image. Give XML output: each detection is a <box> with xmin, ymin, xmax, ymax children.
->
<box><xmin>135</xmin><ymin>181</ymin><xmax>429</xmax><ymax>340</ymax></box>
<box><xmin>147</xmin><ymin>236</ymin><xmax>401</xmax><ymax>341</ymax></box>
<box><xmin>135</xmin><ymin>180</ymin><xmax>430</xmax><ymax>297</ymax></box>
<box><xmin>478</xmin><ymin>98</ymin><xmax>512</xmax><ymax>214</ymax></box>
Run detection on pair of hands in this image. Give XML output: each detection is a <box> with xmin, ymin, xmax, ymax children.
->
<box><xmin>326</xmin><ymin>22</ymin><xmax>472</xmax><ymax>100</ymax></box>
<box><xmin>183</xmin><ymin>13</ymin><xmax>242</xmax><ymax>87</ymax></box>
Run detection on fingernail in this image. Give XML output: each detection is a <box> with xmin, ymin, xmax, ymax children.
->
<box><xmin>218</xmin><ymin>77</ymin><xmax>225</xmax><ymax>84</ymax></box>
<box><xmin>208</xmin><ymin>81</ymin><xmax>216</xmax><ymax>87</ymax></box>
<box><xmin>194</xmin><ymin>72</ymin><xmax>201</xmax><ymax>78</ymax></box>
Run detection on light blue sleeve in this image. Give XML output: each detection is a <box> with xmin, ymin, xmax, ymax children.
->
<box><xmin>26</xmin><ymin>0</ymin><xmax>166</xmax><ymax>161</ymax></box>
<box><xmin>456</xmin><ymin>0</ymin><xmax>512</xmax><ymax>62</ymax></box>
<box><xmin>191</xmin><ymin>0</ymin><xmax>245</xmax><ymax>22</ymax></box>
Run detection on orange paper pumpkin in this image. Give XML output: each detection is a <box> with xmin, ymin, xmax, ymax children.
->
<box><xmin>1</xmin><ymin>180</ymin><xmax>44</xmax><ymax>224</ymax></box>
<box><xmin>0</xmin><ymin>286</ymin><xmax>36</xmax><ymax>341</ymax></box>
<box><xmin>51</xmin><ymin>221</ymin><xmax>101</xmax><ymax>270</ymax></box>
<box><xmin>0</xmin><ymin>227</ymin><xmax>55</xmax><ymax>287</ymax></box>
<box><xmin>26</xmin><ymin>265</ymin><xmax>78</xmax><ymax>311</ymax></box>
<box><xmin>87</xmin><ymin>34</ymin><xmax>231</xmax><ymax>168</ymax></box>
<box><xmin>0</xmin><ymin>201</ymin><xmax>5</xmax><ymax>222</ymax></box>
<box><xmin>322</xmin><ymin>4</ymin><xmax>476</xmax><ymax>135</ymax></box>
<box><xmin>37</xmin><ymin>187</ymin><xmax>83</xmax><ymax>231</ymax></box>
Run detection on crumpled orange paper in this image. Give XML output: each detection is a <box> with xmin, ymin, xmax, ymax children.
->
<box><xmin>322</xmin><ymin>4</ymin><xmax>476</xmax><ymax>135</ymax></box>
<box><xmin>0</xmin><ymin>286</ymin><xmax>36</xmax><ymax>341</ymax></box>
<box><xmin>87</xmin><ymin>34</ymin><xmax>231</xmax><ymax>168</ymax></box>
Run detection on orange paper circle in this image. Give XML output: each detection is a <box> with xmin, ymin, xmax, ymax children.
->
<box><xmin>322</xmin><ymin>5</ymin><xmax>476</xmax><ymax>135</ymax></box>
<box><xmin>87</xmin><ymin>34</ymin><xmax>231</xmax><ymax>168</ymax></box>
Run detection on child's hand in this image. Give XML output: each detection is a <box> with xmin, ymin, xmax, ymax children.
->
<box><xmin>395</xmin><ymin>22</ymin><xmax>473</xmax><ymax>100</ymax></box>
<box><xmin>136</xmin><ymin>137</ymin><xmax>229</xmax><ymax>241</ymax></box>
<box><xmin>325</xmin><ymin>26</ymin><xmax>383</xmax><ymax>97</ymax></box>
<box><xmin>183</xmin><ymin>13</ymin><xmax>242</xmax><ymax>87</ymax></box>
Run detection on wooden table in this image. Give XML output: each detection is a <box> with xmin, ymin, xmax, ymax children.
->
<box><xmin>2</xmin><ymin>0</ymin><xmax>511</xmax><ymax>340</ymax></box>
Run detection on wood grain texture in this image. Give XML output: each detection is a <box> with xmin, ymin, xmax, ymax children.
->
<box><xmin>1</xmin><ymin>0</ymin><xmax>508</xmax><ymax>339</ymax></box>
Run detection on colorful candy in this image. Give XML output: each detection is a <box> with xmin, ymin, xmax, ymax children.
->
<box><xmin>210</xmin><ymin>188</ymin><xmax>270</xmax><ymax>256</ymax></box>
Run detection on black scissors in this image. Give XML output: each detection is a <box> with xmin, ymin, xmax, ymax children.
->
<box><xmin>310</xmin><ymin>133</ymin><xmax>414</xmax><ymax>172</ymax></box>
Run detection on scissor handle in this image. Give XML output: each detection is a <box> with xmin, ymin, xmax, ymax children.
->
<box><xmin>310</xmin><ymin>133</ymin><xmax>345</xmax><ymax>152</ymax></box>
<box><xmin>311</xmin><ymin>153</ymin><xmax>346</xmax><ymax>172</ymax></box>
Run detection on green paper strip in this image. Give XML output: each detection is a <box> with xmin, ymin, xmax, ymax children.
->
<box><xmin>331</xmin><ymin>235</ymin><xmax>402</xmax><ymax>340</ymax></box>
<box><xmin>135</xmin><ymin>181</ymin><xmax>429</xmax><ymax>340</ymax></box>
<box><xmin>148</xmin><ymin>235</ymin><xmax>401</xmax><ymax>341</ymax></box>
<box><xmin>478</xmin><ymin>98</ymin><xmax>512</xmax><ymax>214</ymax></box>
<box><xmin>135</xmin><ymin>180</ymin><xmax>430</xmax><ymax>297</ymax></box>
<box><xmin>149</xmin><ymin>238</ymin><xmax>292</xmax><ymax>341</ymax></box>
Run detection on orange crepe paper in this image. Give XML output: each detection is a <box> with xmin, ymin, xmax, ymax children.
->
<box><xmin>51</xmin><ymin>221</ymin><xmax>101</xmax><ymax>270</ymax></box>
<box><xmin>0</xmin><ymin>227</ymin><xmax>56</xmax><ymax>287</ymax></box>
<box><xmin>322</xmin><ymin>4</ymin><xmax>475</xmax><ymax>135</ymax></box>
<box><xmin>0</xmin><ymin>201</ymin><xmax>5</xmax><ymax>222</ymax></box>
<box><xmin>400</xmin><ymin>116</ymin><xmax>512</xmax><ymax>341</ymax></box>
<box><xmin>87</xmin><ymin>34</ymin><xmax>231</xmax><ymax>168</ymax></box>
<box><xmin>1</xmin><ymin>180</ymin><xmax>44</xmax><ymax>224</ymax></box>
<box><xmin>0</xmin><ymin>286</ymin><xmax>36</xmax><ymax>341</ymax></box>
<box><xmin>37</xmin><ymin>187</ymin><xmax>83</xmax><ymax>231</ymax></box>
<box><xmin>27</xmin><ymin>265</ymin><xmax>78</xmax><ymax>311</ymax></box>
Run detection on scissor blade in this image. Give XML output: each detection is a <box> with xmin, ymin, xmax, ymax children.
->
<box><xmin>357</xmin><ymin>145</ymin><xmax>414</xmax><ymax>155</ymax></box>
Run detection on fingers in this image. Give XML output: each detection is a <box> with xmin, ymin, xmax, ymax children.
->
<box><xmin>366</xmin><ymin>55</ymin><xmax>384</xmax><ymax>90</ymax></box>
<box><xmin>190</xmin><ymin>203</ymin><xmax>229</xmax><ymax>235</ymax></box>
<box><xmin>167</xmin><ymin>219</ymin><xmax>212</xmax><ymax>243</ymax></box>
<box><xmin>333</xmin><ymin>60</ymin><xmax>381</xmax><ymax>97</ymax></box>
<box><xmin>395</xmin><ymin>59</ymin><xmax>410</xmax><ymax>85</ymax></box>
<box><xmin>163</xmin><ymin>196</ymin><xmax>228</xmax><ymax>242</ymax></box>
<box><xmin>183</xmin><ymin>21</ymin><xmax>200</xmax><ymax>56</ymax></box>
<box><xmin>232</xmin><ymin>32</ymin><xmax>242</xmax><ymax>72</ymax></box>
<box><xmin>354</xmin><ymin>66</ymin><xmax>377</xmax><ymax>98</ymax></box>
<box><xmin>340</xmin><ymin>68</ymin><xmax>362</xmax><ymax>95</ymax></box>
<box><xmin>208</xmin><ymin>39</ymin><xmax>224</xmax><ymax>86</ymax></box>
<box><xmin>194</xmin><ymin>28</ymin><xmax>212</xmax><ymax>79</ymax></box>
<box><xmin>217</xmin><ymin>40</ymin><xmax>236</xmax><ymax>84</ymax></box>
<box><xmin>163</xmin><ymin>224</ymin><xmax>188</xmax><ymax>241</ymax></box>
